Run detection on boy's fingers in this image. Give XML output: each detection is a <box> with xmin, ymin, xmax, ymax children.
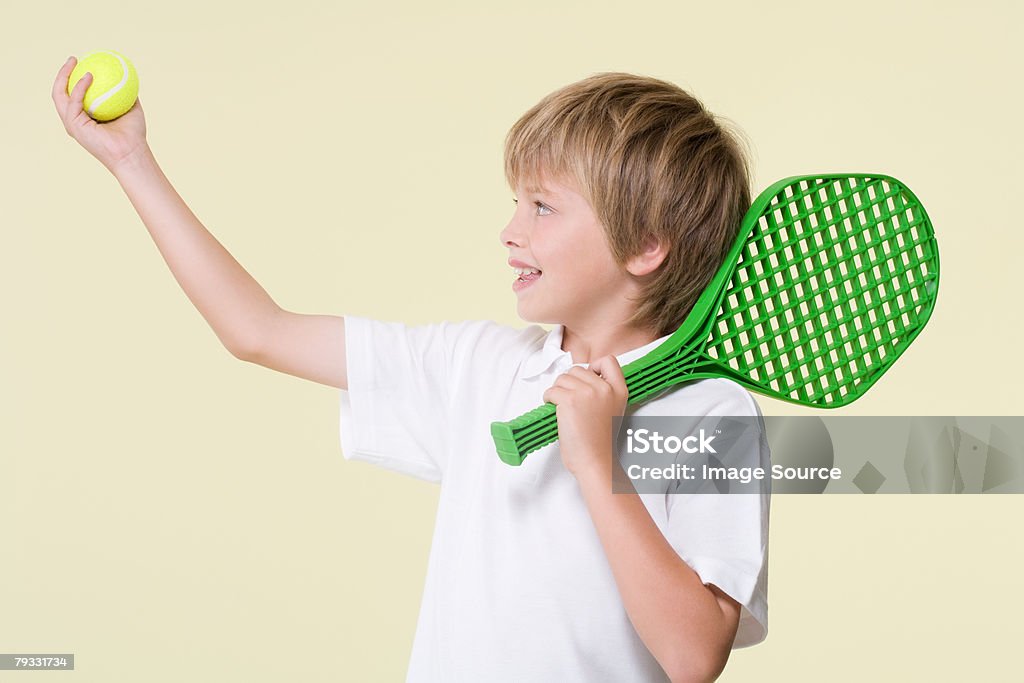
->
<box><xmin>566</xmin><ymin>364</ymin><xmax>611</xmax><ymax>386</ymax></box>
<box><xmin>544</xmin><ymin>373</ymin><xmax>583</xmax><ymax>403</ymax></box>
<box><xmin>51</xmin><ymin>57</ymin><xmax>75</xmax><ymax>108</ymax></box>
<box><xmin>66</xmin><ymin>71</ymin><xmax>92</xmax><ymax>119</ymax></box>
<box><xmin>556</xmin><ymin>370</ymin><xmax>589</xmax><ymax>389</ymax></box>
<box><xmin>590</xmin><ymin>355</ymin><xmax>621</xmax><ymax>376</ymax></box>
<box><xmin>542</xmin><ymin>385</ymin><xmax>566</xmax><ymax>405</ymax></box>
<box><xmin>71</xmin><ymin>71</ymin><xmax>91</xmax><ymax>101</ymax></box>
<box><xmin>588</xmin><ymin>355</ymin><xmax>628</xmax><ymax>395</ymax></box>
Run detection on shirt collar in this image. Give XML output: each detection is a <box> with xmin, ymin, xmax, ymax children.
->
<box><xmin>520</xmin><ymin>325</ymin><xmax>672</xmax><ymax>380</ymax></box>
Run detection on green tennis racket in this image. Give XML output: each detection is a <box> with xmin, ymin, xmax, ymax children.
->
<box><xmin>491</xmin><ymin>173</ymin><xmax>939</xmax><ymax>466</ymax></box>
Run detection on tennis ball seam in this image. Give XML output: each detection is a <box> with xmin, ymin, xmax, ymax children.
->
<box><xmin>81</xmin><ymin>50</ymin><xmax>132</xmax><ymax>118</ymax></box>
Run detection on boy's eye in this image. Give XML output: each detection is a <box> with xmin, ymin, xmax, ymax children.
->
<box><xmin>512</xmin><ymin>198</ymin><xmax>553</xmax><ymax>216</ymax></box>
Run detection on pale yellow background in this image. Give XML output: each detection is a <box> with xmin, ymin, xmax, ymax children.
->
<box><xmin>2</xmin><ymin>0</ymin><xmax>1021</xmax><ymax>680</ymax></box>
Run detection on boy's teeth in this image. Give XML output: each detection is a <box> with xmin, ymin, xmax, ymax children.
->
<box><xmin>514</xmin><ymin>267</ymin><xmax>541</xmax><ymax>275</ymax></box>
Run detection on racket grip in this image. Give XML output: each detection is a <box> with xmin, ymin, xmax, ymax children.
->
<box><xmin>490</xmin><ymin>402</ymin><xmax>558</xmax><ymax>466</ymax></box>
<box><xmin>490</xmin><ymin>363</ymin><xmax>681</xmax><ymax>465</ymax></box>
<box><xmin>490</xmin><ymin>355</ymin><xmax>697</xmax><ymax>465</ymax></box>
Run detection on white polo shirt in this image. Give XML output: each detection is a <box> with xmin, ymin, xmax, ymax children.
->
<box><xmin>339</xmin><ymin>316</ymin><xmax>770</xmax><ymax>682</ymax></box>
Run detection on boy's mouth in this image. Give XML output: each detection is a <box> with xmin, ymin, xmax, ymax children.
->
<box><xmin>514</xmin><ymin>266</ymin><xmax>542</xmax><ymax>283</ymax></box>
<box><xmin>512</xmin><ymin>267</ymin><xmax>542</xmax><ymax>292</ymax></box>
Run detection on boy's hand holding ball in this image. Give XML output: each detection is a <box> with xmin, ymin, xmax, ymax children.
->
<box><xmin>52</xmin><ymin>50</ymin><xmax>149</xmax><ymax>174</ymax></box>
<box><xmin>67</xmin><ymin>50</ymin><xmax>139</xmax><ymax>122</ymax></box>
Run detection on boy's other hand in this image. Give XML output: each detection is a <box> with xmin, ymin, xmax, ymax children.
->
<box><xmin>543</xmin><ymin>355</ymin><xmax>628</xmax><ymax>479</ymax></box>
<box><xmin>52</xmin><ymin>56</ymin><xmax>150</xmax><ymax>174</ymax></box>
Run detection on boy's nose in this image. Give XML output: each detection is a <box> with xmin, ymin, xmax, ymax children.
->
<box><xmin>499</xmin><ymin>220</ymin><xmax>524</xmax><ymax>249</ymax></box>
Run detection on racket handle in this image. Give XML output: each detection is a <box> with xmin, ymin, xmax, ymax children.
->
<box><xmin>491</xmin><ymin>365</ymin><xmax>662</xmax><ymax>465</ymax></box>
<box><xmin>491</xmin><ymin>358</ymin><xmax>704</xmax><ymax>465</ymax></box>
<box><xmin>490</xmin><ymin>403</ymin><xmax>558</xmax><ymax>466</ymax></box>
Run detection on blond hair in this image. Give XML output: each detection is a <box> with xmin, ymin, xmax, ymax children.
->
<box><xmin>504</xmin><ymin>72</ymin><xmax>752</xmax><ymax>338</ymax></box>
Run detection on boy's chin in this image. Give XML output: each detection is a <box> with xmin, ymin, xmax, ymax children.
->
<box><xmin>516</xmin><ymin>302</ymin><xmax>560</xmax><ymax>326</ymax></box>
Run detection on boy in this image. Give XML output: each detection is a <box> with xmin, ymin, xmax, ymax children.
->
<box><xmin>53</xmin><ymin>63</ymin><xmax>769</xmax><ymax>682</ymax></box>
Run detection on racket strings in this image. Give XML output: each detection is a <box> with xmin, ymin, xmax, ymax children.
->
<box><xmin>725</xmin><ymin>217</ymin><xmax>932</xmax><ymax>386</ymax></box>
<box><xmin>705</xmin><ymin>176</ymin><xmax>938</xmax><ymax>405</ymax></box>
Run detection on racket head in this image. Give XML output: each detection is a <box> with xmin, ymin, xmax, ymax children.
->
<box><xmin>693</xmin><ymin>173</ymin><xmax>939</xmax><ymax>406</ymax></box>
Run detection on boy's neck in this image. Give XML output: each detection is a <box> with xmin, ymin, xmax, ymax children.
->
<box><xmin>560</xmin><ymin>324</ymin><xmax>659</xmax><ymax>365</ymax></box>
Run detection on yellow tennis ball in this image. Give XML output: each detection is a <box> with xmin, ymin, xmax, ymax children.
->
<box><xmin>67</xmin><ymin>50</ymin><xmax>139</xmax><ymax>122</ymax></box>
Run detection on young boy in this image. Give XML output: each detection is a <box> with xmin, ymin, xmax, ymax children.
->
<box><xmin>53</xmin><ymin>64</ymin><xmax>769</xmax><ymax>682</ymax></box>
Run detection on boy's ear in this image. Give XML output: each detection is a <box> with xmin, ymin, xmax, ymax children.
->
<box><xmin>626</xmin><ymin>237</ymin><xmax>668</xmax><ymax>277</ymax></box>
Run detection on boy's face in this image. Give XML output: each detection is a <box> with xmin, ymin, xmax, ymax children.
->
<box><xmin>500</xmin><ymin>174</ymin><xmax>636</xmax><ymax>329</ymax></box>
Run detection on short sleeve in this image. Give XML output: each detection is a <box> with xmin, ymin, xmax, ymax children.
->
<box><xmin>338</xmin><ymin>316</ymin><xmax>532</xmax><ymax>483</ymax></box>
<box><xmin>339</xmin><ymin>315</ymin><xmax>460</xmax><ymax>483</ymax></box>
<box><xmin>660</xmin><ymin>379</ymin><xmax>771</xmax><ymax>648</ymax></box>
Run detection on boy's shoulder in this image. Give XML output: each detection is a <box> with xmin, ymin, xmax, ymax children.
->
<box><xmin>356</xmin><ymin>317</ymin><xmax>546</xmax><ymax>356</ymax></box>
<box><xmin>633</xmin><ymin>379</ymin><xmax>769</xmax><ymax>471</ymax></box>
<box><xmin>342</xmin><ymin>317</ymin><xmax>548</xmax><ymax>383</ymax></box>
<box><xmin>435</xmin><ymin>322</ymin><xmax>760</xmax><ymax>408</ymax></box>
<box><xmin>408</xmin><ymin>319</ymin><xmax>551</xmax><ymax>382</ymax></box>
<box><xmin>634</xmin><ymin>377</ymin><xmax>763</xmax><ymax>419</ymax></box>
<box><xmin>438</xmin><ymin>319</ymin><xmax>549</xmax><ymax>359</ymax></box>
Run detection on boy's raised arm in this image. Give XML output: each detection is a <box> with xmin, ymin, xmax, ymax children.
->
<box><xmin>52</xmin><ymin>57</ymin><xmax>348</xmax><ymax>390</ymax></box>
<box><xmin>112</xmin><ymin>150</ymin><xmax>349</xmax><ymax>389</ymax></box>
